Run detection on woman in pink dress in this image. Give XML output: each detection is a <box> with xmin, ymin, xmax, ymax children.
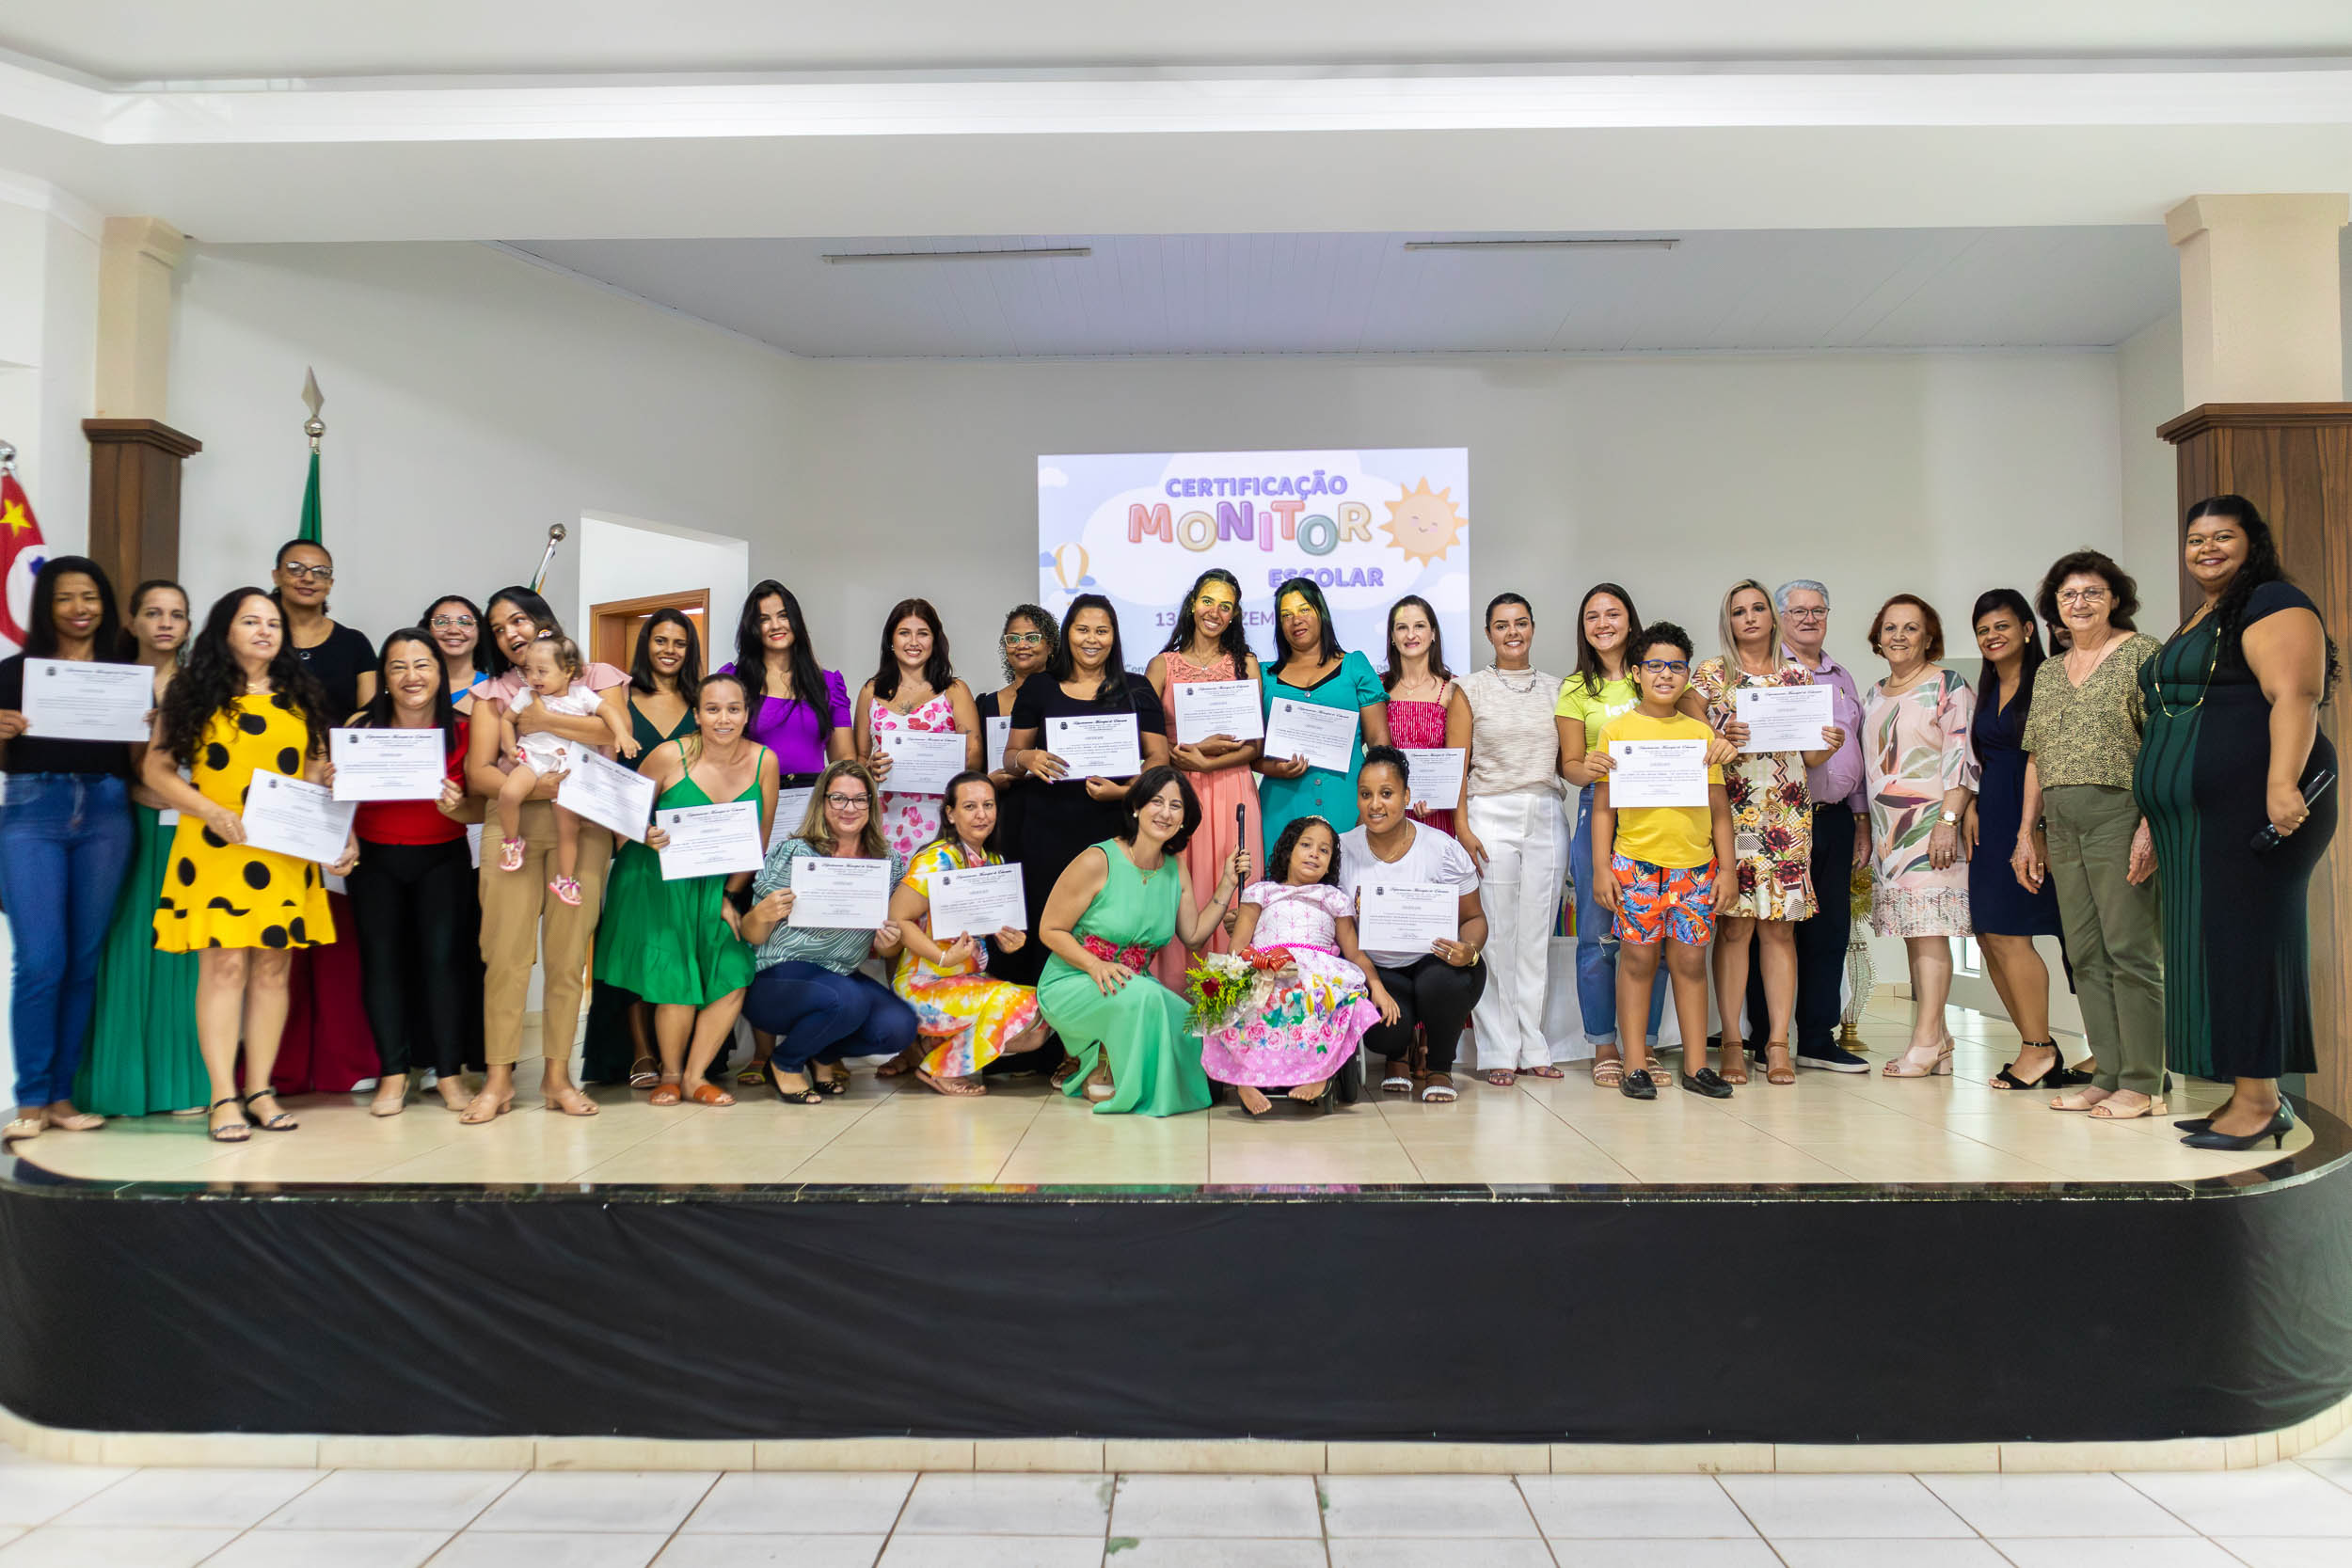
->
<box><xmin>1378</xmin><ymin>594</ymin><xmax>1470</xmax><ymax>838</ymax></box>
<box><xmin>853</xmin><ymin>597</ymin><xmax>982</xmax><ymax>859</ymax></box>
<box><xmin>1200</xmin><ymin>816</ymin><xmax>1391</xmax><ymax>1115</ymax></box>
<box><xmin>1145</xmin><ymin>568</ymin><xmax>1263</xmax><ymax>988</ymax></box>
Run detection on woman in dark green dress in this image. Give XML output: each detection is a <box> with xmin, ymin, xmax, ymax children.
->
<box><xmin>595</xmin><ymin>671</ymin><xmax>773</xmax><ymax>1106</ymax></box>
<box><xmin>2136</xmin><ymin>495</ymin><xmax>2337</xmax><ymax>1150</ymax></box>
<box><xmin>581</xmin><ymin>611</ymin><xmax>701</xmax><ymax>1086</ymax></box>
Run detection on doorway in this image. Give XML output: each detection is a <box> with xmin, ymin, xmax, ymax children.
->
<box><xmin>591</xmin><ymin>589</ymin><xmax>710</xmax><ymax>674</ymax></box>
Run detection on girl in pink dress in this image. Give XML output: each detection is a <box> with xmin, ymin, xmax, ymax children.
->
<box><xmin>853</xmin><ymin>598</ymin><xmax>983</xmax><ymax>860</ymax></box>
<box><xmin>1200</xmin><ymin>816</ymin><xmax>1393</xmax><ymax>1115</ymax></box>
<box><xmin>1146</xmin><ymin>568</ymin><xmax>1264</xmax><ymax>988</ymax></box>
<box><xmin>1379</xmin><ymin>594</ymin><xmax>1470</xmax><ymax>838</ymax></box>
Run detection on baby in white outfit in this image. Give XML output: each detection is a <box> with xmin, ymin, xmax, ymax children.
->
<box><xmin>497</xmin><ymin>636</ymin><xmax>636</xmax><ymax>904</ymax></box>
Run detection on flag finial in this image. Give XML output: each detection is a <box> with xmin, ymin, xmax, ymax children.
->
<box><xmin>0</xmin><ymin>439</ymin><xmax>15</xmax><ymax>475</ymax></box>
<box><xmin>301</xmin><ymin>367</ymin><xmax>325</xmax><ymax>451</ymax></box>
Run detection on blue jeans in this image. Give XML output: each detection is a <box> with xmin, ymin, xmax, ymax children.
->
<box><xmin>0</xmin><ymin>773</ymin><xmax>135</xmax><ymax>1106</ymax></box>
<box><xmin>1571</xmin><ymin>784</ymin><xmax>1665</xmax><ymax>1048</ymax></box>
<box><xmin>742</xmin><ymin>961</ymin><xmax>919</xmax><ymax>1070</ymax></box>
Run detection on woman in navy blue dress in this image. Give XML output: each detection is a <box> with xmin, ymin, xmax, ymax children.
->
<box><xmin>1964</xmin><ymin>590</ymin><xmax>2083</xmax><ymax>1092</ymax></box>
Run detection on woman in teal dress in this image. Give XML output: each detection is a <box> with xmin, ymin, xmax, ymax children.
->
<box><xmin>1256</xmin><ymin>577</ymin><xmax>1391</xmax><ymax>841</ymax></box>
<box><xmin>582</xmin><ymin>610</ymin><xmax>703</xmax><ymax>1087</ymax></box>
<box><xmin>75</xmin><ymin>579</ymin><xmax>205</xmax><ymax>1117</ymax></box>
<box><xmin>595</xmin><ymin>671</ymin><xmax>776</xmax><ymax>1106</ymax></box>
<box><xmin>1036</xmin><ymin>766</ymin><xmax>1247</xmax><ymax>1117</ymax></box>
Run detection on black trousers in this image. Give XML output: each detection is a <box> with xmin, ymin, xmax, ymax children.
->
<box><xmin>346</xmin><ymin>837</ymin><xmax>474</xmax><ymax>1080</ymax></box>
<box><xmin>1363</xmin><ymin>955</ymin><xmax>1489</xmax><ymax>1074</ymax></box>
<box><xmin>1741</xmin><ymin>802</ymin><xmax>1856</xmax><ymax>1053</ymax></box>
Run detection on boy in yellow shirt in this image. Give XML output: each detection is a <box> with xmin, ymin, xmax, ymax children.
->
<box><xmin>1590</xmin><ymin>623</ymin><xmax>1736</xmax><ymax>1101</ymax></box>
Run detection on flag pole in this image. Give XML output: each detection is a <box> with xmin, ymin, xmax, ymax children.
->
<box><xmin>530</xmin><ymin>523</ymin><xmax>567</xmax><ymax>594</ymax></box>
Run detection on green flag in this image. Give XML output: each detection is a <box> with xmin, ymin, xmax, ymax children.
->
<box><xmin>297</xmin><ymin>449</ymin><xmax>322</xmax><ymax>545</ymax></box>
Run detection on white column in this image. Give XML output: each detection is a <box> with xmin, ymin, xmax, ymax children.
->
<box><xmin>93</xmin><ymin>214</ymin><xmax>185</xmax><ymax>419</ymax></box>
<box><xmin>2164</xmin><ymin>194</ymin><xmax>2347</xmax><ymax>405</ymax></box>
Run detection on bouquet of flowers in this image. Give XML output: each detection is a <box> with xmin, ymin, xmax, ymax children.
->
<box><xmin>1182</xmin><ymin>947</ymin><xmax>1288</xmax><ymax>1034</ymax></box>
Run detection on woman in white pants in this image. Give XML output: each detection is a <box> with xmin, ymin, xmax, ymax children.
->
<box><xmin>1455</xmin><ymin>594</ymin><xmax>1568</xmax><ymax>1085</ymax></box>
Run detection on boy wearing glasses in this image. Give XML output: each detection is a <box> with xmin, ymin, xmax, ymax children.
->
<box><xmin>1588</xmin><ymin>623</ymin><xmax>1735</xmax><ymax>1100</ymax></box>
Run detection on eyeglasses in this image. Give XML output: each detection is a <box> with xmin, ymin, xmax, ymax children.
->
<box><xmin>430</xmin><ymin>614</ymin><xmax>476</xmax><ymax>630</ymax></box>
<box><xmin>2057</xmin><ymin>588</ymin><xmax>2109</xmax><ymax>605</ymax></box>
<box><xmin>1002</xmin><ymin>632</ymin><xmax>1046</xmax><ymax>647</ymax></box>
<box><xmin>279</xmin><ymin>562</ymin><xmax>333</xmax><ymax>582</ymax></box>
<box><xmin>1637</xmin><ymin>658</ymin><xmax>1690</xmax><ymax>673</ymax></box>
<box><xmin>824</xmin><ymin>793</ymin><xmax>866</xmax><ymax>809</ymax></box>
<box><xmin>1785</xmin><ymin>608</ymin><xmax>1828</xmax><ymax>622</ymax></box>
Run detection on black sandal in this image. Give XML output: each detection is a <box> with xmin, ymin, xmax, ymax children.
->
<box><xmin>766</xmin><ymin>1059</ymin><xmax>824</xmax><ymax>1106</ymax></box>
<box><xmin>207</xmin><ymin>1096</ymin><xmax>252</xmax><ymax>1143</ymax></box>
<box><xmin>812</xmin><ymin>1066</ymin><xmax>850</xmax><ymax>1097</ymax></box>
<box><xmin>1991</xmin><ymin>1041</ymin><xmax>2077</xmax><ymax>1092</ymax></box>
<box><xmin>241</xmin><ymin>1089</ymin><xmax>298</xmax><ymax>1132</ymax></box>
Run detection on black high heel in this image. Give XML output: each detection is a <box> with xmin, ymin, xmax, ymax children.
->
<box><xmin>1992</xmin><ymin>1040</ymin><xmax>2075</xmax><ymax>1092</ymax></box>
<box><xmin>241</xmin><ymin>1089</ymin><xmax>298</xmax><ymax>1132</ymax></box>
<box><xmin>766</xmin><ymin>1058</ymin><xmax>824</xmax><ymax>1106</ymax></box>
<box><xmin>2180</xmin><ymin>1104</ymin><xmax>2294</xmax><ymax>1150</ymax></box>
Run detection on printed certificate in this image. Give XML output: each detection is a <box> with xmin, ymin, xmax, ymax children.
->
<box><xmin>328</xmin><ymin>727</ymin><xmax>447</xmax><ymax>801</ymax></box>
<box><xmin>786</xmin><ymin>855</ymin><xmax>894</xmax><ymax>928</ymax></box>
<box><xmin>657</xmin><ymin>800</ymin><xmax>766</xmax><ymax>880</ymax></box>
<box><xmin>1046</xmin><ymin>713</ymin><xmax>1143</xmax><ymax>778</ymax></box>
<box><xmin>554</xmin><ymin>747</ymin><xmax>658</xmax><ymax>841</ymax></box>
<box><xmin>927</xmin><ymin>861</ymin><xmax>1026</xmax><ymax>939</ymax></box>
<box><xmin>1735</xmin><ymin>684</ymin><xmax>1836</xmax><ymax>754</ymax></box>
<box><xmin>240</xmin><ymin>773</ymin><xmax>358</xmax><ymax>864</ymax></box>
<box><xmin>1261</xmin><ymin>698</ymin><xmax>1358</xmax><ymax>774</ymax></box>
<box><xmin>1169</xmin><ymin>680</ymin><xmax>1264</xmax><ymax>746</ymax></box>
<box><xmin>1606</xmin><ymin>739</ymin><xmax>1710</xmax><ymax>808</ymax></box>
<box><xmin>21</xmin><ymin>658</ymin><xmax>152</xmax><ymax>742</ymax></box>
<box><xmin>1356</xmin><ymin>881</ymin><xmax>1459</xmax><ymax>951</ymax></box>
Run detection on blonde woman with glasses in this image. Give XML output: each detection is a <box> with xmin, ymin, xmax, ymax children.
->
<box><xmin>1692</xmin><ymin>579</ymin><xmax>1839</xmax><ymax>1085</ymax></box>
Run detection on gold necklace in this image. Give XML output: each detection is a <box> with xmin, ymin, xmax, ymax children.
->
<box><xmin>2152</xmin><ymin>617</ymin><xmax>2222</xmax><ymax>720</ymax></box>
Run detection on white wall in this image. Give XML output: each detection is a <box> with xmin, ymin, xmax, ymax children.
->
<box><xmin>576</xmin><ymin>511</ymin><xmax>749</xmax><ymax>668</ymax></box>
<box><xmin>0</xmin><ymin>182</ymin><xmax>99</xmax><ymax>550</ymax></box>
<box><xmin>166</xmin><ymin>242</ymin><xmax>790</xmax><ymax>649</ymax></box>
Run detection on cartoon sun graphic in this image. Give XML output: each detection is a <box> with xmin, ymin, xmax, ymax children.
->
<box><xmin>1380</xmin><ymin>479</ymin><xmax>1467</xmax><ymax>565</ymax></box>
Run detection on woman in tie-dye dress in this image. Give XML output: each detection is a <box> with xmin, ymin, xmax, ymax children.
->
<box><xmin>884</xmin><ymin>774</ymin><xmax>1049</xmax><ymax>1094</ymax></box>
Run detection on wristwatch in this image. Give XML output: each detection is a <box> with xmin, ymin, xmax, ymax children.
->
<box><xmin>1939</xmin><ymin>809</ymin><xmax>1960</xmax><ymax>826</ymax></box>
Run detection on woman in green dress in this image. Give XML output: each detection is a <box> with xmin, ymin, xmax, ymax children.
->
<box><xmin>1256</xmin><ymin>577</ymin><xmax>1390</xmax><ymax>841</ymax></box>
<box><xmin>583</xmin><ymin>610</ymin><xmax>704</xmax><ymax>1088</ymax></box>
<box><xmin>75</xmin><ymin>579</ymin><xmax>206</xmax><ymax>1117</ymax></box>
<box><xmin>1036</xmin><ymin>766</ymin><xmax>1247</xmax><ymax>1117</ymax></box>
<box><xmin>595</xmin><ymin>671</ymin><xmax>775</xmax><ymax>1107</ymax></box>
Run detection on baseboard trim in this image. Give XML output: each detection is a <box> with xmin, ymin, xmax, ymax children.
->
<box><xmin>3</xmin><ymin>1394</ymin><xmax>2343</xmax><ymax>1472</ymax></box>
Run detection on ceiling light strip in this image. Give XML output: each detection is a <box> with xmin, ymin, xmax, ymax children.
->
<box><xmin>1403</xmin><ymin>238</ymin><xmax>1678</xmax><ymax>252</ymax></box>
<box><xmin>820</xmin><ymin>246</ymin><xmax>1090</xmax><ymax>263</ymax></box>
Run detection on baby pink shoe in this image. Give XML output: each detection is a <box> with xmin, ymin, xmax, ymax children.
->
<box><xmin>548</xmin><ymin>875</ymin><xmax>583</xmax><ymax>906</ymax></box>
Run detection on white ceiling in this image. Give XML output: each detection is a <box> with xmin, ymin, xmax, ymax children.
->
<box><xmin>503</xmin><ymin>227</ymin><xmax>2181</xmax><ymax>357</ymax></box>
<box><xmin>8</xmin><ymin>2</ymin><xmax>2351</xmax><ymax>81</ymax></box>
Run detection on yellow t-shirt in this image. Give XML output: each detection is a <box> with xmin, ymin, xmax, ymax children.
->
<box><xmin>1552</xmin><ymin>673</ymin><xmax>1642</xmax><ymax>735</ymax></box>
<box><xmin>1592</xmin><ymin>710</ymin><xmax>1722</xmax><ymax>870</ymax></box>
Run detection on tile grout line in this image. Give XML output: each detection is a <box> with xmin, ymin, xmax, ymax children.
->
<box><xmin>1507</xmin><ymin>1472</ymin><xmax>1565</xmax><ymax>1568</ymax></box>
<box><xmin>185</xmin><ymin>1463</ymin><xmax>337</xmax><ymax>1565</ymax></box>
<box><xmin>871</xmin><ymin>1466</ymin><xmax>920</xmax><ymax>1567</ymax></box>
<box><xmin>638</xmin><ymin>1468</ymin><xmax>725</xmax><ymax>1566</ymax></box>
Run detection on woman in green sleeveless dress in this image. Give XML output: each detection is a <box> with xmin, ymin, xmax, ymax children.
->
<box><xmin>75</xmin><ymin>579</ymin><xmax>205</xmax><ymax>1117</ymax></box>
<box><xmin>1036</xmin><ymin>766</ymin><xmax>1248</xmax><ymax>1117</ymax></box>
<box><xmin>582</xmin><ymin>611</ymin><xmax>703</xmax><ymax>1087</ymax></box>
<box><xmin>595</xmin><ymin>671</ymin><xmax>775</xmax><ymax>1107</ymax></box>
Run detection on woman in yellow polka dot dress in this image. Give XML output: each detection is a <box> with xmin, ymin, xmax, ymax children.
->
<box><xmin>146</xmin><ymin>588</ymin><xmax>352</xmax><ymax>1145</ymax></box>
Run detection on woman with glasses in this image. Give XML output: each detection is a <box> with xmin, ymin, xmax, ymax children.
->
<box><xmin>1256</xmin><ymin>576</ymin><xmax>1390</xmax><ymax>844</ymax></box>
<box><xmin>997</xmin><ymin>594</ymin><xmax>1170</xmax><ymax>993</ymax></box>
<box><xmin>1862</xmin><ymin>594</ymin><xmax>1981</xmax><ymax>1080</ymax></box>
<box><xmin>265</xmin><ymin>538</ymin><xmax>382</xmax><ymax>1101</ymax></box>
<box><xmin>271</xmin><ymin>539</ymin><xmax>375</xmax><ymax>717</ymax></box>
<box><xmin>986</xmin><ymin>605</ymin><xmax>1058</xmax><ymax>784</ymax></box>
<box><xmin>420</xmin><ymin>594</ymin><xmax>490</xmax><ymax>715</ymax></box>
<box><xmin>1145</xmin><ymin>568</ymin><xmax>1263</xmax><ymax>987</ymax></box>
<box><xmin>739</xmin><ymin>760</ymin><xmax>915</xmax><ymax>1102</ymax></box>
<box><xmin>1691</xmin><ymin>579</ymin><xmax>1838</xmax><ymax>1086</ymax></box>
<box><xmin>2016</xmin><ymin>551</ymin><xmax>2167</xmax><ymax>1119</ymax></box>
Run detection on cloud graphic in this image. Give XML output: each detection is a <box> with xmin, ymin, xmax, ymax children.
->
<box><xmin>1038</xmin><ymin>466</ymin><xmax>1070</xmax><ymax>488</ymax></box>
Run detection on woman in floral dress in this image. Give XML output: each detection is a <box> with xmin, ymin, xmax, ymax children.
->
<box><xmin>1692</xmin><ymin>579</ymin><xmax>1838</xmax><ymax>1085</ymax></box>
<box><xmin>1862</xmin><ymin>594</ymin><xmax>1981</xmax><ymax>1079</ymax></box>
<box><xmin>854</xmin><ymin>597</ymin><xmax>982</xmax><ymax>859</ymax></box>
<box><xmin>884</xmin><ymin>774</ymin><xmax>1049</xmax><ymax>1094</ymax></box>
<box><xmin>1146</xmin><ymin>568</ymin><xmax>1263</xmax><ymax>989</ymax></box>
<box><xmin>1199</xmin><ymin>816</ymin><xmax>1391</xmax><ymax>1115</ymax></box>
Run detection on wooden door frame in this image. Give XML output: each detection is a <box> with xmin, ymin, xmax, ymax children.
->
<box><xmin>590</xmin><ymin>588</ymin><xmax>710</xmax><ymax>672</ymax></box>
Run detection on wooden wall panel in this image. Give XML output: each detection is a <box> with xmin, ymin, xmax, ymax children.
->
<box><xmin>2160</xmin><ymin>404</ymin><xmax>2352</xmax><ymax>1123</ymax></box>
<box><xmin>82</xmin><ymin>418</ymin><xmax>199</xmax><ymax>600</ymax></box>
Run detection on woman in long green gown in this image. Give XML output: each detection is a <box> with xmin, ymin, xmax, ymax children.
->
<box><xmin>595</xmin><ymin>672</ymin><xmax>775</xmax><ymax>1107</ymax></box>
<box><xmin>1036</xmin><ymin>766</ymin><xmax>1248</xmax><ymax>1117</ymax></box>
<box><xmin>75</xmin><ymin>580</ymin><xmax>205</xmax><ymax>1117</ymax></box>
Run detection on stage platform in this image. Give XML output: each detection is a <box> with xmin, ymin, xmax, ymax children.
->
<box><xmin>0</xmin><ymin>999</ymin><xmax>2312</xmax><ymax>1187</ymax></box>
<box><xmin>1</xmin><ymin>996</ymin><xmax>2347</xmax><ymax>1459</ymax></box>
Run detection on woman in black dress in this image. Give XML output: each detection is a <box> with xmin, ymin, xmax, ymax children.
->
<box><xmin>1964</xmin><ymin>590</ymin><xmax>2082</xmax><ymax>1091</ymax></box>
<box><xmin>996</xmin><ymin>595</ymin><xmax>1169</xmax><ymax>990</ymax></box>
<box><xmin>2137</xmin><ymin>495</ymin><xmax>2337</xmax><ymax>1150</ymax></box>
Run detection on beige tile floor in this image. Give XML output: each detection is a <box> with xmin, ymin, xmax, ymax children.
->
<box><xmin>8</xmin><ymin>997</ymin><xmax>2300</xmax><ymax>1188</ymax></box>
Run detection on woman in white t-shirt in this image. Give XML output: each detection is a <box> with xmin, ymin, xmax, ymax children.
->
<box><xmin>1337</xmin><ymin>747</ymin><xmax>1489</xmax><ymax>1104</ymax></box>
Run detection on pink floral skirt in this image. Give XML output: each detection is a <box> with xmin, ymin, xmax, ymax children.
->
<box><xmin>1200</xmin><ymin>946</ymin><xmax>1380</xmax><ymax>1087</ymax></box>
